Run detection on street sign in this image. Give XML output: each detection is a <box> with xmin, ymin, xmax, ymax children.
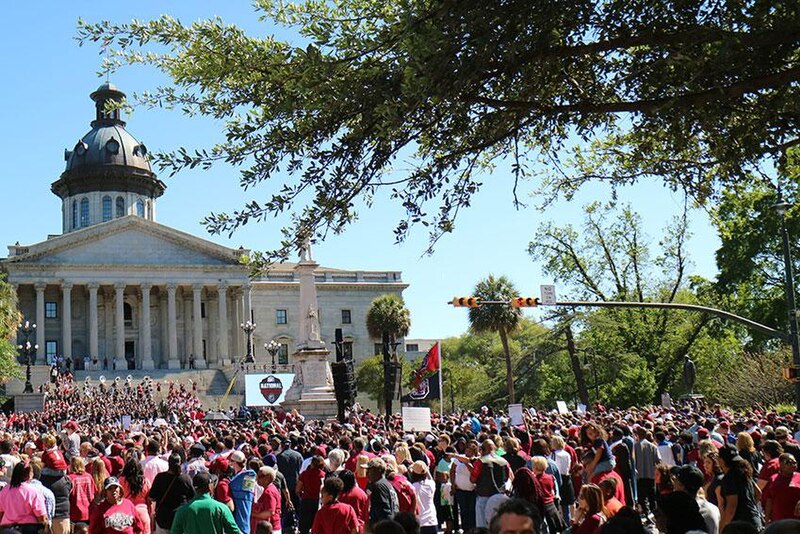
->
<box><xmin>540</xmin><ymin>285</ymin><xmax>557</xmax><ymax>305</ymax></box>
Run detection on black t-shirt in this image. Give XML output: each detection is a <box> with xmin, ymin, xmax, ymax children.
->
<box><xmin>47</xmin><ymin>475</ymin><xmax>73</xmax><ymax>519</ymax></box>
<box><xmin>149</xmin><ymin>471</ymin><xmax>195</xmax><ymax>529</ymax></box>
<box><xmin>721</xmin><ymin>470</ymin><xmax>762</xmax><ymax>528</ymax></box>
<box><xmin>368</xmin><ymin>477</ymin><xmax>398</xmax><ymax>526</ymax></box>
<box><xmin>657</xmin><ymin>491</ymin><xmax>707</xmax><ymax>534</ymax></box>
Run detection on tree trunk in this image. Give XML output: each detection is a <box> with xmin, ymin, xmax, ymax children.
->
<box><xmin>498</xmin><ymin>327</ymin><xmax>515</xmax><ymax>403</ymax></box>
<box><xmin>565</xmin><ymin>324</ymin><xmax>591</xmax><ymax>407</ymax></box>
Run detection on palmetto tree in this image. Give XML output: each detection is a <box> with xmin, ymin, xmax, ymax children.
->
<box><xmin>366</xmin><ymin>294</ymin><xmax>412</xmax><ymax>357</ymax></box>
<box><xmin>469</xmin><ymin>275</ymin><xmax>522</xmax><ymax>403</ymax></box>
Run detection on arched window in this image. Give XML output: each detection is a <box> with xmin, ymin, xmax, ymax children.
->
<box><xmin>80</xmin><ymin>198</ymin><xmax>90</xmax><ymax>227</ymax></box>
<box><xmin>102</xmin><ymin>196</ymin><xmax>112</xmax><ymax>222</ymax></box>
<box><xmin>116</xmin><ymin>196</ymin><xmax>125</xmax><ymax>218</ymax></box>
<box><xmin>136</xmin><ymin>199</ymin><xmax>145</xmax><ymax>217</ymax></box>
<box><xmin>71</xmin><ymin>201</ymin><xmax>78</xmax><ymax>229</ymax></box>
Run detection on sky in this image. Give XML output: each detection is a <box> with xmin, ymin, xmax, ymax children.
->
<box><xmin>0</xmin><ymin>1</ymin><xmax>721</xmax><ymax>339</ymax></box>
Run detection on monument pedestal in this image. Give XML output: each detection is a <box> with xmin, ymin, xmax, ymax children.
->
<box><xmin>282</xmin><ymin>347</ymin><xmax>337</xmax><ymax>419</ymax></box>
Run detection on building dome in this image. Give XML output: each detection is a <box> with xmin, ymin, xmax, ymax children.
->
<box><xmin>51</xmin><ymin>83</ymin><xmax>166</xmax><ymax>233</ymax></box>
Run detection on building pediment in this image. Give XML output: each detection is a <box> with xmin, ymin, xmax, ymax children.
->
<box><xmin>5</xmin><ymin>216</ymin><xmax>247</xmax><ymax>267</ymax></box>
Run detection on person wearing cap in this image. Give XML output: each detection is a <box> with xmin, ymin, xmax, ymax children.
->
<box><xmin>654</xmin><ymin>465</ymin><xmax>713</xmax><ymax>534</ymax></box>
<box><xmin>364</xmin><ymin>458</ymin><xmax>399</xmax><ymax>529</ymax></box>
<box><xmin>210</xmin><ymin>456</ymin><xmax>236</xmax><ymax>513</ymax></box>
<box><xmin>311</xmin><ymin>477</ymin><xmax>359</xmax><ymax>534</ymax></box>
<box><xmin>764</xmin><ymin>453</ymin><xmax>800</xmax><ymax>524</ymax></box>
<box><xmin>170</xmin><ymin>472</ymin><xmax>240</xmax><ymax>534</ymax></box>
<box><xmin>408</xmin><ymin>461</ymin><xmax>437</xmax><ymax>534</ymax></box>
<box><xmin>718</xmin><ymin>445</ymin><xmax>763</xmax><ymax>532</ymax></box>
<box><xmin>229</xmin><ymin>450</ymin><xmax>257</xmax><ymax>534</ymax></box>
<box><xmin>88</xmin><ymin>476</ymin><xmax>144</xmax><ymax>534</ymax></box>
<box><xmin>187</xmin><ymin>443</ymin><xmax>209</xmax><ymax>480</ymax></box>
<box><xmin>775</xmin><ymin>427</ymin><xmax>800</xmax><ymax>466</ymax></box>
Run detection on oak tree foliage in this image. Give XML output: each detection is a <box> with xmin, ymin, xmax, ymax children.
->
<box><xmin>75</xmin><ymin>1</ymin><xmax>800</xmax><ymax>261</ymax></box>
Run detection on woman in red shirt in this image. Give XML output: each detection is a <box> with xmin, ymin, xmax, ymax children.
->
<box><xmin>296</xmin><ymin>456</ymin><xmax>326</xmax><ymax>534</ymax></box>
<box><xmin>89</xmin><ymin>477</ymin><xmax>144</xmax><ymax>534</ymax></box>
<box><xmin>571</xmin><ymin>484</ymin><xmax>606</xmax><ymax>534</ymax></box>
<box><xmin>118</xmin><ymin>459</ymin><xmax>151</xmax><ymax>534</ymax></box>
<box><xmin>337</xmin><ymin>471</ymin><xmax>369</xmax><ymax>533</ymax></box>
<box><xmin>69</xmin><ymin>457</ymin><xmax>96</xmax><ymax>526</ymax></box>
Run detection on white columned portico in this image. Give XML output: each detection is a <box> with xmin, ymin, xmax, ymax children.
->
<box><xmin>141</xmin><ymin>283</ymin><xmax>154</xmax><ymax>370</ymax></box>
<box><xmin>217</xmin><ymin>283</ymin><xmax>228</xmax><ymax>366</ymax></box>
<box><xmin>166</xmin><ymin>284</ymin><xmax>179</xmax><ymax>369</ymax></box>
<box><xmin>192</xmin><ymin>284</ymin><xmax>206</xmax><ymax>369</ymax></box>
<box><xmin>114</xmin><ymin>283</ymin><xmax>125</xmax><ymax>369</ymax></box>
<box><xmin>34</xmin><ymin>283</ymin><xmax>46</xmax><ymax>363</ymax></box>
<box><xmin>62</xmin><ymin>282</ymin><xmax>73</xmax><ymax>364</ymax></box>
<box><xmin>88</xmin><ymin>283</ymin><xmax>99</xmax><ymax>366</ymax></box>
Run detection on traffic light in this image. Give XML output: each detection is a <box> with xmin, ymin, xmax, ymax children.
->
<box><xmin>783</xmin><ymin>366</ymin><xmax>800</xmax><ymax>383</ymax></box>
<box><xmin>511</xmin><ymin>297</ymin><xmax>540</xmax><ymax>307</ymax></box>
<box><xmin>451</xmin><ymin>297</ymin><xmax>481</xmax><ymax>307</ymax></box>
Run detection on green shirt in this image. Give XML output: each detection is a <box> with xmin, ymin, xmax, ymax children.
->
<box><xmin>171</xmin><ymin>493</ymin><xmax>241</xmax><ymax>534</ymax></box>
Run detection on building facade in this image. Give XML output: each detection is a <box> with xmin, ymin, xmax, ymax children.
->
<box><xmin>3</xmin><ymin>83</ymin><xmax>407</xmax><ymax>374</ymax></box>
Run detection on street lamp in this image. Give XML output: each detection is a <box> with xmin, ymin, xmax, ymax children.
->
<box><xmin>241</xmin><ymin>320</ymin><xmax>256</xmax><ymax>364</ymax></box>
<box><xmin>774</xmin><ymin>196</ymin><xmax>800</xmax><ymax>410</ymax></box>
<box><xmin>17</xmin><ymin>321</ymin><xmax>37</xmax><ymax>394</ymax></box>
<box><xmin>265</xmin><ymin>340</ymin><xmax>280</xmax><ymax>373</ymax></box>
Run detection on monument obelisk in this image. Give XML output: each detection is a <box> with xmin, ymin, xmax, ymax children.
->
<box><xmin>282</xmin><ymin>240</ymin><xmax>338</xmax><ymax>417</ymax></box>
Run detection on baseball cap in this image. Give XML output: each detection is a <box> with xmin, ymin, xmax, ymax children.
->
<box><xmin>229</xmin><ymin>450</ymin><xmax>246</xmax><ymax>464</ymax></box>
<box><xmin>65</xmin><ymin>421</ymin><xmax>78</xmax><ymax>431</ymax></box>
<box><xmin>675</xmin><ymin>465</ymin><xmax>704</xmax><ymax>494</ymax></box>
<box><xmin>104</xmin><ymin>477</ymin><xmax>122</xmax><ymax>490</ymax></box>
<box><xmin>210</xmin><ymin>456</ymin><xmax>229</xmax><ymax>473</ymax></box>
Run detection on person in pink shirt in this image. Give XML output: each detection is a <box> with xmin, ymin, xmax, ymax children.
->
<box><xmin>0</xmin><ymin>461</ymin><xmax>50</xmax><ymax>534</ymax></box>
<box><xmin>337</xmin><ymin>471</ymin><xmax>368</xmax><ymax>533</ymax></box>
<box><xmin>252</xmin><ymin>466</ymin><xmax>282</xmax><ymax>534</ymax></box>
<box><xmin>69</xmin><ymin>457</ymin><xmax>96</xmax><ymax>526</ymax></box>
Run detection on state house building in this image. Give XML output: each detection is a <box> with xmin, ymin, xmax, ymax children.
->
<box><xmin>3</xmin><ymin>83</ymin><xmax>406</xmax><ymax>373</ymax></box>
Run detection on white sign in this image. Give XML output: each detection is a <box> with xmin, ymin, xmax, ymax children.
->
<box><xmin>556</xmin><ymin>400</ymin><xmax>569</xmax><ymax>414</ymax></box>
<box><xmin>577</xmin><ymin>404</ymin><xmax>587</xmax><ymax>414</ymax></box>
<box><xmin>120</xmin><ymin>415</ymin><xmax>132</xmax><ymax>430</ymax></box>
<box><xmin>661</xmin><ymin>393</ymin><xmax>672</xmax><ymax>409</ymax></box>
<box><xmin>402</xmin><ymin>407</ymin><xmax>432</xmax><ymax>432</ymax></box>
<box><xmin>508</xmin><ymin>404</ymin><xmax>524</xmax><ymax>426</ymax></box>
<box><xmin>244</xmin><ymin>373</ymin><xmax>296</xmax><ymax>407</ymax></box>
<box><xmin>540</xmin><ymin>285</ymin><xmax>557</xmax><ymax>306</ymax></box>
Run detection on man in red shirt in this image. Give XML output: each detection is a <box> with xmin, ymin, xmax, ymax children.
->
<box><xmin>252</xmin><ymin>466</ymin><xmax>282</xmax><ymax>534</ymax></box>
<box><xmin>758</xmin><ymin>440</ymin><xmax>784</xmax><ymax>497</ymax></box>
<box><xmin>764</xmin><ymin>453</ymin><xmax>800</xmax><ymax>524</ymax></box>
<box><xmin>312</xmin><ymin>478</ymin><xmax>359</xmax><ymax>534</ymax></box>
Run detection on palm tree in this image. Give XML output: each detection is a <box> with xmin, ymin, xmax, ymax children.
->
<box><xmin>366</xmin><ymin>294</ymin><xmax>412</xmax><ymax>352</ymax></box>
<box><xmin>469</xmin><ymin>275</ymin><xmax>522</xmax><ymax>403</ymax></box>
<box><xmin>366</xmin><ymin>294</ymin><xmax>411</xmax><ymax>416</ymax></box>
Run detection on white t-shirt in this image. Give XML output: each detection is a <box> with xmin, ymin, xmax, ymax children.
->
<box><xmin>454</xmin><ymin>460</ymin><xmax>476</xmax><ymax>491</ymax></box>
<box><xmin>413</xmin><ymin>478</ymin><xmax>438</xmax><ymax>527</ymax></box>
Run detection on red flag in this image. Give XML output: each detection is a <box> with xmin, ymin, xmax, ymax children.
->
<box><xmin>410</xmin><ymin>342</ymin><xmax>440</xmax><ymax>388</ymax></box>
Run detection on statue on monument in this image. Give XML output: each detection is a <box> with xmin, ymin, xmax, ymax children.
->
<box><xmin>307</xmin><ymin>305</ymin><xmax>321</xmax><ymax>342</ymax></box>
<box><xmin>300</xmin><ymin>236</ymin><xmax>314</xmax><ymax>262</ymax></box>
<box><xmin>683</xmin><ymin>355</ymin><xmax>696</xmax><ymax>395</ymax></box>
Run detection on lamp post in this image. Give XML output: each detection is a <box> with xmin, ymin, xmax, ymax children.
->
<box><xmin>17</xmin><ymin>321</ymin><xmax>37</xmax><ymax>394</ymax></box>
<box><xmin>240</xmin><ymin>320</ymin><xmax>256</xmax><ymax>364</ymax></box>
<box><xmin>774</xmin><ymin>196</ymin><xmax>800</xmax><ymax>410</ymax></box>
<box><xmin>265</xmin><ymin>340</ymin><xmax>280</xmax><ymax>373</ymax></box>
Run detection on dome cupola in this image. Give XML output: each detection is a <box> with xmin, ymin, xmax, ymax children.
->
<box><xmin>51</xmin><ymin>83</ymin><xmax>166</xmax><ymax>233</ymax></box>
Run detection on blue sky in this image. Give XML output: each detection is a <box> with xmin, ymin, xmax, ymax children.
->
<box><xmin>0</xmin><ymin>1</ymin><xmax>721</xmax><ymax>339</ymax></box>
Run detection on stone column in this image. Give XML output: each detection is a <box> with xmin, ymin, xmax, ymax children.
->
<box><xmin>208</xmin><ymin>294</ymin><xmax>218</xmax><ymax>367</ymax></box>
<box><xmin>159</xmin><ymin>292</ymin><xmax>168</xmax><ymax>368</ymax></box>
<box><xmin>192</xmin><ymin>284</ymin><xmax>206</xmax><ymax>369</ymax></box>
<box><xmin>140</xmin><ymin>283</ymin><xmax>154</xmax><ymax>370</ymax></box>
<box><xmin>166</xmin><ymin>284</ymin><xmax>179</xmax><ymax>369</ymax></box>
<box><xmin>102</xmin><ymin>288</ymin><xmax>113</xmax><ymax>371</ymax></box>
<box><xmin>183</xmin><ymin>292</ymin><xmax>192</xmax><ymax>368</ymax></box>
<box><xmin>232</xmin><ymin>288</ymin><xmax>242</xmax><ymax>360</ymax></box>
<box><xmin>243</xmin><ymin>282</ymin><xmax>252</xmax><ymax>324</ymax></box>
<box><xmin>88</xmin><ymin>283</ymin><xmax>99</xmax><ymax>366</ymax></box>
<box><xmin>62</xmin><ymin>282</ymin><xmax>73</xmax><ymax>365</ymax></box>
<box><xmin>35</xmin><ymin>283</ymin><xmax>46</xmax><ymax>364</ymax></box>
<box><xmin>115</xmin><ymin>283</ymin><xmax>125</xmax><ymax>370</ymax></box>
<box><xmin>217</xmin><ymin>283</ymin><xmax>229</xmax><ymax>366</ymax></box>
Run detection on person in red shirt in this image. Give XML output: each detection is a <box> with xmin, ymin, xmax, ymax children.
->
<box><xmin>764</xmin><ymin>453</ymin><xmax>800</xmax><ymax>524</ymax></box>
<box><xmin>532</xmin><ymin>457</ymin><xmax>565</xmax><ymax>533</ymax></box>
<box><xmin>598</xmin><ymin>478</ymin><xmax>622</xmax><ymax>518</ymax></box>
<box><xmin>296</xmin><ymin>456</ymin><xmax>326</xmax><ymax>534</ymax></box>
<box><xmin>758</xmin><ymin>440</ymin><xmax>784</xmax><ymax>500</ymax></box>
<box><xmin>337</xmin><ymin>471</ymin><xmax>369</xmax><ymax>533</ymax></box>
<box><xmin>88</xmin><ymin>477</ymin><xmax>144</xmax><ymax>534</ymax></box>
<box><xmin>69</xmin><ymin>457</ymin><xmax>96</xmax><ymax>525</ymax></box>
<box><xmin>312</xmin><ymin>477</ymin><xmax>359</xmax><ymax>534</ymax></box>
<box><xmin>252</xmin><ymin>466</ymin><xmax>282</xmax><ymax>534</ymax></box>
<box><xmin>210</xmin><ymin>457</ymin><xmax>235</xmax><ymax>512</ymax></box>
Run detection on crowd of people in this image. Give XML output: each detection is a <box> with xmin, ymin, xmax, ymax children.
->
<box><xmin>0</xmin><ymin>374</ymin><xmax>796</xmax><ymax>534</ymax></box>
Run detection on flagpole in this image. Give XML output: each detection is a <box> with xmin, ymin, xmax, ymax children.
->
<box><xmin>438</xmin><ymin>341</ymin><xmax>444</xmax><ymax>415</ymax></box>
